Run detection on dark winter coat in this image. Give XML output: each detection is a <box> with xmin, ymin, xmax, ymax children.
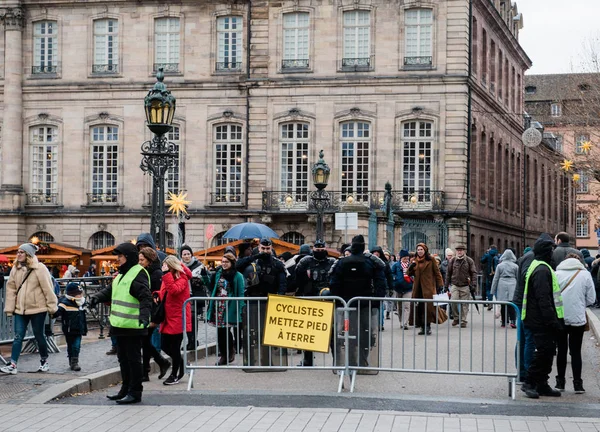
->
<box><xmin>146</xmin><ymin>260</ymin><xmax>163</xmax><ymax>293</ymax></box>
<box><xmin>55</xmin><ymin>296</ymin><xmax>88</xmax><ymax>336</ymax></box>
<box><xmin>512</xmin><ymin>250</ymin><xmax>535</xmax><ymax>309</ymax></box>
<box><xmin>295</xmin><ymin>255</ymin><xmax>336</xmax><ymax>296</ymax></box>
<box><xmin>445</xmin><ymin>256</ymin><xmax>477</xmax><ymax>289</ymax></box>
<box><xmin>480</xmin><ymin>248</ymin><xmax>499</xmax><ymax>281</ymax></box>
<box><xmin>371</xmin><ymin>247</ymin><xmax>393</xmax><ymax>292</ymax></box>
<box><xmin>581</xmin><ymin>249</ymin><xmax>594</xmax><ymax>270</ymax></box>
<box><xmin>242</xmin><ymin>254</ymin><xmax>287</xmax><ymax>296</ymax></box>
<box><xmin>329</xmin><ymin>252</ymin><xmax>387</xmax><ymax>302</ymax></box>
<box><xmin>159</xmin><ymin>266</ymin><xmax>193</xmax><ymax>335</ymax></box>
<box><xmin>551</xmin><ymin>242</ymin><xmax>583</xmax><ymax>269</ymax></box>
<box><xmin>391</xmin><ymin>261</ymin><xmax>413</xmax><ymax>294</ymax></box>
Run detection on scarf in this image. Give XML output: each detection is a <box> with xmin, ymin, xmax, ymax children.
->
<box><xmin>66</xmin><ymin>294</ymin><xmax>86</xmax><ymax>308</ymax></box>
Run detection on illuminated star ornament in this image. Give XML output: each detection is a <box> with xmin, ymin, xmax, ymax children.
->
<box><xmin>561</xmin><ymin>159</ymin><xmax>574</xmax><ymax>172</ymax></box>
<box><xmin>166</xmin><ymin>191</ymin><xmax>191</xmax><ymax>216</ymax></box>
<box><xmin>573</xmin><ymin>173</ymin><xmax>581</xmax><ymax>182</ymax></box>
<box><xmin>581</xmin><ymin>141</ymin><xmax>592</xmax><ymax>153</ymax></box>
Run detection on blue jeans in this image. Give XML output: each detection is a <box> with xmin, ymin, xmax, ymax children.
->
<box><xmin>11</xmin><ymin>312</ymin><xmax>49</xmax><ymax>364</ymax></box>
<box><xmin>150</xmin><ymin>327</ymin><xmax>161</xmax><ymax>352</ymax></box>
<box><xmin>515</xmin><ymin>309</ymin><xmax>535</xmax><ymax>381</ymax></box>
<box><xmin>66</xmin><ymin>335</ymin><xmax>82</xmax><ymax>359</ymax></box>
<box><xmin>111</xmin><ymin>335</ymin><xmax>117</xmax><ymax>348</ymax></box>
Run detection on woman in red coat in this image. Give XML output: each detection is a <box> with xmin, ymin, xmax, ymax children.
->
<box><xmin>158</xmin><ymin>255</ymin><xmax>192</xmax><ymax>385</ymax></box>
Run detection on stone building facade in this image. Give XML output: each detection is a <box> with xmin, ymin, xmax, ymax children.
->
<box><xmin>525</xmin><ymin>73</ymin><xmax>600</xmax><ymax>252</ymax></box>
<box><xmin>0</xmin><ymin>0</ymin><xmax>574</xmax><ymax>262</ymax></box>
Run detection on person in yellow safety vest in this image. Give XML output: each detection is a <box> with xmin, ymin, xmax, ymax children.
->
<box><xmin>89</xmin><ymin>242</ymin><xmax>152</xmax><ymax>405</ymax></box>
<box><xmin>521</xmin><ymin>233</ymin><xmax>564</xmax><ymax>399</ymax></box>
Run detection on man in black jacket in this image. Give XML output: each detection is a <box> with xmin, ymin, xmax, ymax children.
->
<box><xmin>89</xmin><ymin>243</ymin><xmax>152</xmax><ymax>404</ymax></box>
<box><xmin>521</xmin><ymin>234</ymin><xmax>562</xmax><ymax>399</ymax></box>
<box><xmin>551</xmin><ymin>232</ymin><xmax>583</xmax><ymax>269</ymax></box>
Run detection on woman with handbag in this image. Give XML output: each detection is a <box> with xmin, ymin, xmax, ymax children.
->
<box><xmin>206</xmin><ymin>252</ymin><xmax>245</xmax><ymax>365</ymax></box>
<box><xmin>158</xmin><ymin>256</ymin><xmax>192</xmax><ymax>385</ymax></box>
<box><xmin>408</xmin><ymin>243</ymin><xmax>446</xmax><ymax>335</ymax></box>
<box><xmin>554</xmin><ymin>254</ymin><xmax>596</xmax><ymax>393</ymax></box>
<box><xmin>1</xmin><ymin>243</ymin><xmax>58</xmax><ymax>375</ymax></box>
<box><xmin>138</xmin><ymin>247</ymin><xmax>171</xmax><ymax>382</ymax></box>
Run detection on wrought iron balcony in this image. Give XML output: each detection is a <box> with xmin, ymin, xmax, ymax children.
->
<box><xmin>403</xmin><ymin>56</ymin><xmax>433</xmax><ymax>67</ymax></box>
<box><xmin>210</xmin><ymin>192</ymin><xmax>244</xmax><ymax>205</ymax></box>
<box><xmin>31</xmin><ymin>64</ymin><xmax>58</xmax><ymax>74</ymax></box>
<box><xmin>262</xmin><ymin>189</ymin><xmax>444</xmax><ymax>212</ymax></box>
<box><xmin>340</xmin><ymin>56</ymin><xmax>373</xmax><ymax>71</ymax></box>
<box><xmin>215</xmin><ymin>62</ymin><xmax>242</xmax><ymax>72</ymax></box>
<box><xmin>92</xmin><ymin>63</ymin><xmax>119</xmax><ymax>74</ymax></box>
<box><xmin>153</xmin><ymin>63</ymin><xmax>179</xmax><ymax>73</ymax></box>
<box><xmin>282</xmin><ymin>59</ymin><xmax>309</xmax><ymax>69</ymax></box>
<box><xmin>87</xmin><ymin>193</ymin><xmax>119</xmax><ymax>205</ymax></box>
<box><xmin>26</xmin><ymin>193</ymin><xmax>59</xmax><ymax>206</ymax></box>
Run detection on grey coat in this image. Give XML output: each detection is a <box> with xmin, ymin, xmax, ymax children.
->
<box><xmin>490</xmin><ymin>250</ymin><xmax>518</xmax><ymax>302</ymax></box>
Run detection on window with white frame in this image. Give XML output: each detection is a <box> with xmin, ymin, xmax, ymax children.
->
<box><xmin>30</xmin><ymin>126</ymin><xmax>58</xmax><ymax>204</ymax></box>
<box><xmin>404</xmin><ymin>8</ymin><xmax>433</xmax><ymax>66</ymax></box>
<box><xmin>93</xmin><ymin>19</ymin><xmax>118</xmax><ymax>73</ymax></box>
<box><xmin>280</xmin><ymin>123</ymin><xmax>309</xmax><ymax>203</ymax></box>
<box><xmin>216</xmin><ymin>16</ymin><xmax>243</xmax><ymax>71</ymax></box>
<box><xmin>154</xmin><ymin>17</ymin><xmax>180</xmax><ymax>73</ymax></box>
<box><xmin>550</xmin><ymin>103</ymin><xmax>562</xmax><ymax>117</ymax></box>
<box><xmin>576</xmin><ymin>211</ymin><xmax>589</xmax><ymax>238</ymax></box>
<box><xmin>342</xmin><ymin>10</ymin><xmax>371</xmax><ymax>68</ymax></box>
<box><xmin>576</xmin><ymin>134</ymin><xmax>590</xmax><ymax>154</ymax></box>
<box><xmin>402</xmin><ymin>120</ymin><xmax>433</xmax><ymax>202</ymax></box>
<box><xmin>341</xmin><ymin>121</ymin><xmax>370</xmax><ymax>201</ymax></box>
<box><xmin>214</xmin><ymin>124</ymin><xmax>243</xmax><ymax>203</ymax></box>
<box><xmin>282</xmin><ymin>12</ymin><xmax>309</xmax><ymax>69</ymax></box>
<box><xmin>576</xmin><ymin>170</ymin><xmax>589</xmax><ymax>193</ymax></box>
<box><xmin>33</xmin><ymin>21</ymin><xmax>58</xmax><ymax>74</ymax></box>
<box><xmin>166</xmin><ymin>126</ymin><xmax>181</xmax><ymax>195</ymax></box>
<box><xmin>554</xmin><ymin>134</ymin><xmax>563</xmax><ymax>153</ymax></box>
<box><xmin>90</xmin><ymin>126</ymin><xmax>119</xmax><ymax>203</ymax></box>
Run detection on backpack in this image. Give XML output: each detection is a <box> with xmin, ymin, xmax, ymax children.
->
<box><xmin>244</xmin><ymin>262</ymin><xmax>260</xmax><ymax>288</ymax></box>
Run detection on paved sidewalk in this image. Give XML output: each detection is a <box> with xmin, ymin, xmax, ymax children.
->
<box><xmin>1</xmin><ymin>403</ymin><xmax>600</xmax><ymax>432</ymax></box>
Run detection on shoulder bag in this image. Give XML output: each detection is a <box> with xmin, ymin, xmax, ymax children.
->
<box><xmin>151</xmin><ymin>291</ymin><xmax>168</xmax><ymax>324</ymax></box>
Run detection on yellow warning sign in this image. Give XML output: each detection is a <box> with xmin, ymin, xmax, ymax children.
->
<box><xmin>263</xmin><ymin>294</ymin><xmax>334</xmax><ymax>353</ymax></box>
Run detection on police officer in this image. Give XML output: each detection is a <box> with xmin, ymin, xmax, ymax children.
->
<box><xmin>243</xmin><ymin>238</ymin><xmax>287</xmax><ymax>296</ymax></box>
<box><xmin>295</xmin><ymin>239</ymin><xmax>336</xmax><ymax>366</ymax></box>
<box><xmin>330</xmin><ymin>235</ymin><xmax>386</xmax><ymax>367</ymax></box>
<box><xmin>89</xmin><ymin>243</ymin><xmax>152</xmax><ymax>404</ymax></box>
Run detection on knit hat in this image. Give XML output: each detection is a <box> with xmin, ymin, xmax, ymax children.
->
<box><xmin>19</xmin><ymin>243</ymin><xmax>37</xmax><ymax>258</ymax></box>
<box><xmin>66</xmin><ymin>282</ymin><xmax>83</xmax><ymax>296</ymax></box>
<box><xmin>299</xmin><ymin>244</ymin><xmax>312</xmax><ymax>256</ymax></box>
<box><xmin>533</xmin><ymin>233</ymin><xmax>555</xmax><ymax>261</ymax></box>
<box><xmin>352</xmin><ymin>235</ymin><xmax>365</xmax><ymax>245</ymax></box>
<box><xmin>180</xmin><ymin>245</ymin><xmax>193</xmax><ymax>256</ymax></box>
<box><xmin>279</xmin><ymin>251</ymin><xmax>293</xmax><ymax>262</ymax></box>
<box><xmin>350</xmin><ymin>235</ymin><xmax>366</xmax><ymax>254</ymax></box>
<box><xmin>224</xmin><ymin>245</ymin><xmax>237</xmax><ymax>257</ymax></box>
<box><xmin>523</xmin><ymin>246</ymin><xmax>532</xmax><ymax>254</ymax></box>
<box><xmin>222</xmin><ymin>252</ymin><xmax>237</xmax><ymax>265</ymax></box>
<box><xmin>238</xmin><ymin>242</ymin><xmax>253</xmax><ymax>256</ymax></box>
<box><xmin>400</xmin><ymin>249</ymin><xmax>410</xmax><ymax>258</ymax></box>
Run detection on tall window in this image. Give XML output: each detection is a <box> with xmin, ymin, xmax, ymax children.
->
<box><xmin>489</xmin><ymin>40</ymin><xmax>496</xmax><ymax>92</ymax></box>
<box><xmin>166</xmin><ymin>126</ymin><xmax>181</xmax><ymax>195</ymax></box>
<box><xmin>576</xmin><ymin>134</ymin><xmax>590</xmax><ymax>154</ymax></box>
<box><xmin>481</xmin><ymin>28</ymin><xmax>488</xmax><ymax>84</ymax></box>
<box><xmin>404</xmin><ymin>9</ymin><xmax>433</xmax><ymax>66</ymax></box>
<box><xmin>497</xmin><ymin>50</ymin><xmax>503</xmax><ymax>98</ymax></box>
<box><xmin>214</xmin><ymin>124</ymin><xmax>243</xmax><ymax>203</ymax></box>
<box><xmin>479</xmin><ymin>131</ymin><xmax>487</xmax><ymax>201</ymax></box>
<box><xmin>89</xmin><ymin>231</ymin><xmax>115</xmax><ymax>250</ymax></box>
<box><xmin>551</xmin><ymin>103</ymin><xmax>561</xmax><ymax>117</ymax></box>
<box><xmin>471</xmin><ymin>16</ymin><xmax>478</xmax><ymax>75</ymax></box>
<box><xmin>342</xmin><ymin>10</ymin><xmax>371</xmax><ymax>68</ymax></box>
<box><xmin>282</xmin><ymin>12</ymin><xmax>309</xmax><ymax>69</ymax></box>
<box><xmin>155</xmin><ymin>17</ymin><xmax>180</xmax><ymax>72</ymax></box>
<box><xmin>555</xmin><ymin>134</ymin><xmax>563</xmax><ymax>152</ymax></box>
<box><xmin>576</xmin><ymin>212</ymin><xmax>588</xmax><ymax>238</ymax></box>
<box><xmin>341</xmin><ymin>121</ymin><xmax>370</xmax><ymax>201</ymax></box>
<box><xmin>280</xmin><ymin>123</ymin><xmax>309</xmax><ymax>202</ymax></box>
<box><xmin>30</xmin><ymin>126</ymin><xmax>58</xmax><ymax>204</ymax></box>
<box><xmin>216</xmin><ymin>16</ymin><xmax>243</xmax><ymax>71</ymax></box>
<box><xmin>90</xmin><ymin>126</ymin><xmax>118</xmax><ymax>203</ymax></box>
<box><xmin>576</xmin><ymin>170</ymin><xmax>589</xmax><ymax>193</ymax></box>
<box><xmin>402</xmin><ymin>121</ymin><xmax>432</xmax><ymax>202</ymax></box>
<box><xmin>93</xmin><ymin>19</ymin><xmax>118</xmax><ymax>73</ymax></box>
<box><xmin>33</xmin><ymin>21</ymin><xmax>57</xmax><ymax>74</ymax></box>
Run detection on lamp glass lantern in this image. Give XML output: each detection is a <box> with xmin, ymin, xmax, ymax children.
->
<box><xmin>312</xmin><ymin>149</ymin><xmax>331</xmax><ymax>191</ymax></box>
<box><xmin>144</xmin><ymin>68</ymin><xmax>176</xmax><ymax>136</ymax></box>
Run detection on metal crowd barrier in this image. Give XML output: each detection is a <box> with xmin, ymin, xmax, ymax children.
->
<box><xmin>182</xmin><ymin>296</ymin><xmax>521</xmax><ymax>399</ymax></box>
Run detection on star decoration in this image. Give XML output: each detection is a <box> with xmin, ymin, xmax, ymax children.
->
<box><xmin>581</xmin><ymin>141</ymin><xmax>592</xmax><ymax>153</ymax></box>
<box><xmin>573</xmin><ymin>173</ymin><xmax>581</xmax><ymax>182</ymax></box>
<box><xmin>561</xmin><ymin>159</ymin><xmax>574</xmax><ymax>172</ymax></box>
<box><xmin>166</xmin><ymin>191</ymin><xmax>191</xmax><ymax>216</ymax></box>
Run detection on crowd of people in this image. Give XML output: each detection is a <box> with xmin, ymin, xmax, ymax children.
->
<box><xmin>1</xmin><ymin>230</ymin><xmax>597</xmax><ymax>403</ymax></box>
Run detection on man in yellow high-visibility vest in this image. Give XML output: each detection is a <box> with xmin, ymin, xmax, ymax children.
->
<box><xmin>89</xmin><ymin>243</ymin><xmax>152</xmax><ymax>404</ymax></box>
<box><xmin>521</xmin><ymin>233</ymin><xmax>564</xmax><ymax>399</ymax></box>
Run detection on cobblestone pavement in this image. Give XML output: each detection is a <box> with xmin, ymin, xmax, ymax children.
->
<box><xmin>1</xmin><ymin>403</ymin><xmax>600</xmax><ymax>432</ymax></box>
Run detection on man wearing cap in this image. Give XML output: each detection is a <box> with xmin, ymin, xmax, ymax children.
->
<box><xmin>242</xmin><ymin>238</ymin><xmax>287</xmax><ymax>296</ymax></box>
<box><xmin>444</xmin><ymin>245</ymin><xmax>477</xmax><ymax>328</ymax></box>
<box><xmin>295</xmin><ymin>240</ymin><xmax>336</xmax><ymax>366</ymax></box>
<box><xmin>88</xmin><ymin>243</ymin><xmax>152</xmax><ymax>404</ymax></box>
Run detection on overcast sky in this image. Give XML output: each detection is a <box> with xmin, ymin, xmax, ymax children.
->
<box><xmin>517</xmin><ymin>0</ymin><xmax>600</xmax><ymax>75</ymax></box>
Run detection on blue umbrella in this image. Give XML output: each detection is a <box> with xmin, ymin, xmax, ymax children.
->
<box><xmin>222</xmin><ymin>222</ymin><xmax>279</xmax><ymax>240</ymax></box>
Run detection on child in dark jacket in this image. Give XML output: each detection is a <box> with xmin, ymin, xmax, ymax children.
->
<box><xmin>55</xmin><ymin>282</ymin><xmax>88</xmax><ymax>371</ymax></box>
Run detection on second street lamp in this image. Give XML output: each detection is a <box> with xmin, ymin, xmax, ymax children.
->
<box><xmin>140</xmin><ymin>68</ymin><xmax>177</xmax><ymax>252</ymax></box>
<box><xmin>311</xmin><ymin>150</ymin><xmax>331</xmax><ymax>241</ymax></box>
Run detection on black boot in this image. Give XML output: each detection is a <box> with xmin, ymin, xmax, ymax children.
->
<box><xmin>537</xmin><ymin>383</ymin><xmax>561</xmax><ymax>397</ymax></box>
<box><xmin>107</xmin><ymin>388</ymin><xmax>128</xmax><ymax>401</ymax></box>
<box><xmin>116</xmin><ymin>393</ymin><xmax>142</xmax><ymax>404</ymax></box>
<box><xmin>71</xmin><ymin>357</ymin><xmax>81</xmax><ymax>372</ymax></box>
<box><xmin>158</xmin><ymin>358</ymin><xmax>171</xmax><ymax>379</ymax></box>
<box><xmin>69</xmin><ymin>358</ymin><xmax>74</xmax><ymax>371</ymax></box>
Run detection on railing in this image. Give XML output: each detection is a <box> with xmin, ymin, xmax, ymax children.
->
<box><xmin>26</xmin><ymin>193</ymin><xmax>59</xmax><ymax>206</ymax></box>
<box><xmin>92</xmin><ymin>63</ymin><xmax>119</xmax><ymax>74</ymax></box>
<box><xmin>215</xmin><ymin>61</ymin><xmax>242</xmax><ymax>72</ymax></box>
<box><xmin>282</xmin><ymin>59</ymin><xmax>309</xmax><ymax>69</ymax></box>
<box><xmin>340</xmin><ymin>56</ymin><xmax>373</xmax><ymax>71</ymax></box>
<box><xmin>403</xmin><ymin>56</ymin><xmax>433</xmax><ymax>67</ymax></box>
<box><xmin>153</xmin><ymin>63</ymin><xmax>179</xmax><ymax>73</ymax></box>
<box><xmin>210</xmin><ymin>192</ymin><xmax>244</xmax><ymax>205</ymax></box>
<box><xmin>262</xmin><ymin>189</ymin><xmax>445</xmax><ymax>212</ymax></box>
<box><xmin>31</xmin><ymin>64</ymin><xmax>58</xmax><ymax>74</ymax></box>
<box><xmin>86</xmin><ymin>193</ymin><xmax>119</xmax><ymax>205</ymax></box>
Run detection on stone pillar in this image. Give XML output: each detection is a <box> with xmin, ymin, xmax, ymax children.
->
<box><xmin>0</xmin><ymin>6</ymin><xmax>24</xmax><ymax>197</ymax></box>
<box><xmin>447</xmin><ymin>217</ymin><xmax>466</xmax><ymax>250</ymax></box>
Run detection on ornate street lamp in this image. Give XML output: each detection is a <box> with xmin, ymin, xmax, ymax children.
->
<box><xmin>311</xmin><ymin>150</ymin><xmax>331</xmax><ymax>241</ymax></box>
<box><xmin>140</xmin><ymin>68</ymin><xmax>177</xmax><ymax>252</ymax></box>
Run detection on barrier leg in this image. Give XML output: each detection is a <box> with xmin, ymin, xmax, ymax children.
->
<box><xmin>350</xmin><ymin>370</ymin><xmax>357</xmax><ymax>393</ymax></box>
<box><xmin>187</xmin><ymin>369</ymin><xmax>194</xmax><ymax>391</ymax></box>
<box><xmin>337</xmin><ymin>371</ymin><xmax>344</xmax><ymax>393</ymax></box>
<box><xmin>509</xmin><ymin>377</ymin><xmax>516</xmax><ymax>400</ymax></box>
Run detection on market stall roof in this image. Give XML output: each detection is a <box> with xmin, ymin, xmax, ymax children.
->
<box><xmin>0</xmin><ymin>243</ymin><xmax>89</xmax><ymax>255</ymax></box>
<box><xmin>1</xmin><ymin>254</ymin><xmax>78</xmax><ymax>262</ymax></box>
<box><xmin>194</xmin><ymin>238</ymin><xmax>311</xmax><ymax>259</ymax></box>
<box><xmin>92</xmin><ymin>244</ymin><xmax>177</xmax><ymax>259</ymax></box>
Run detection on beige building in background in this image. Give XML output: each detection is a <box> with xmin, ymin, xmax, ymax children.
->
<box><xmin>0</xmin><ymin>0</ymin><xmax>573</xmax><ymax>261</ymax></box>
